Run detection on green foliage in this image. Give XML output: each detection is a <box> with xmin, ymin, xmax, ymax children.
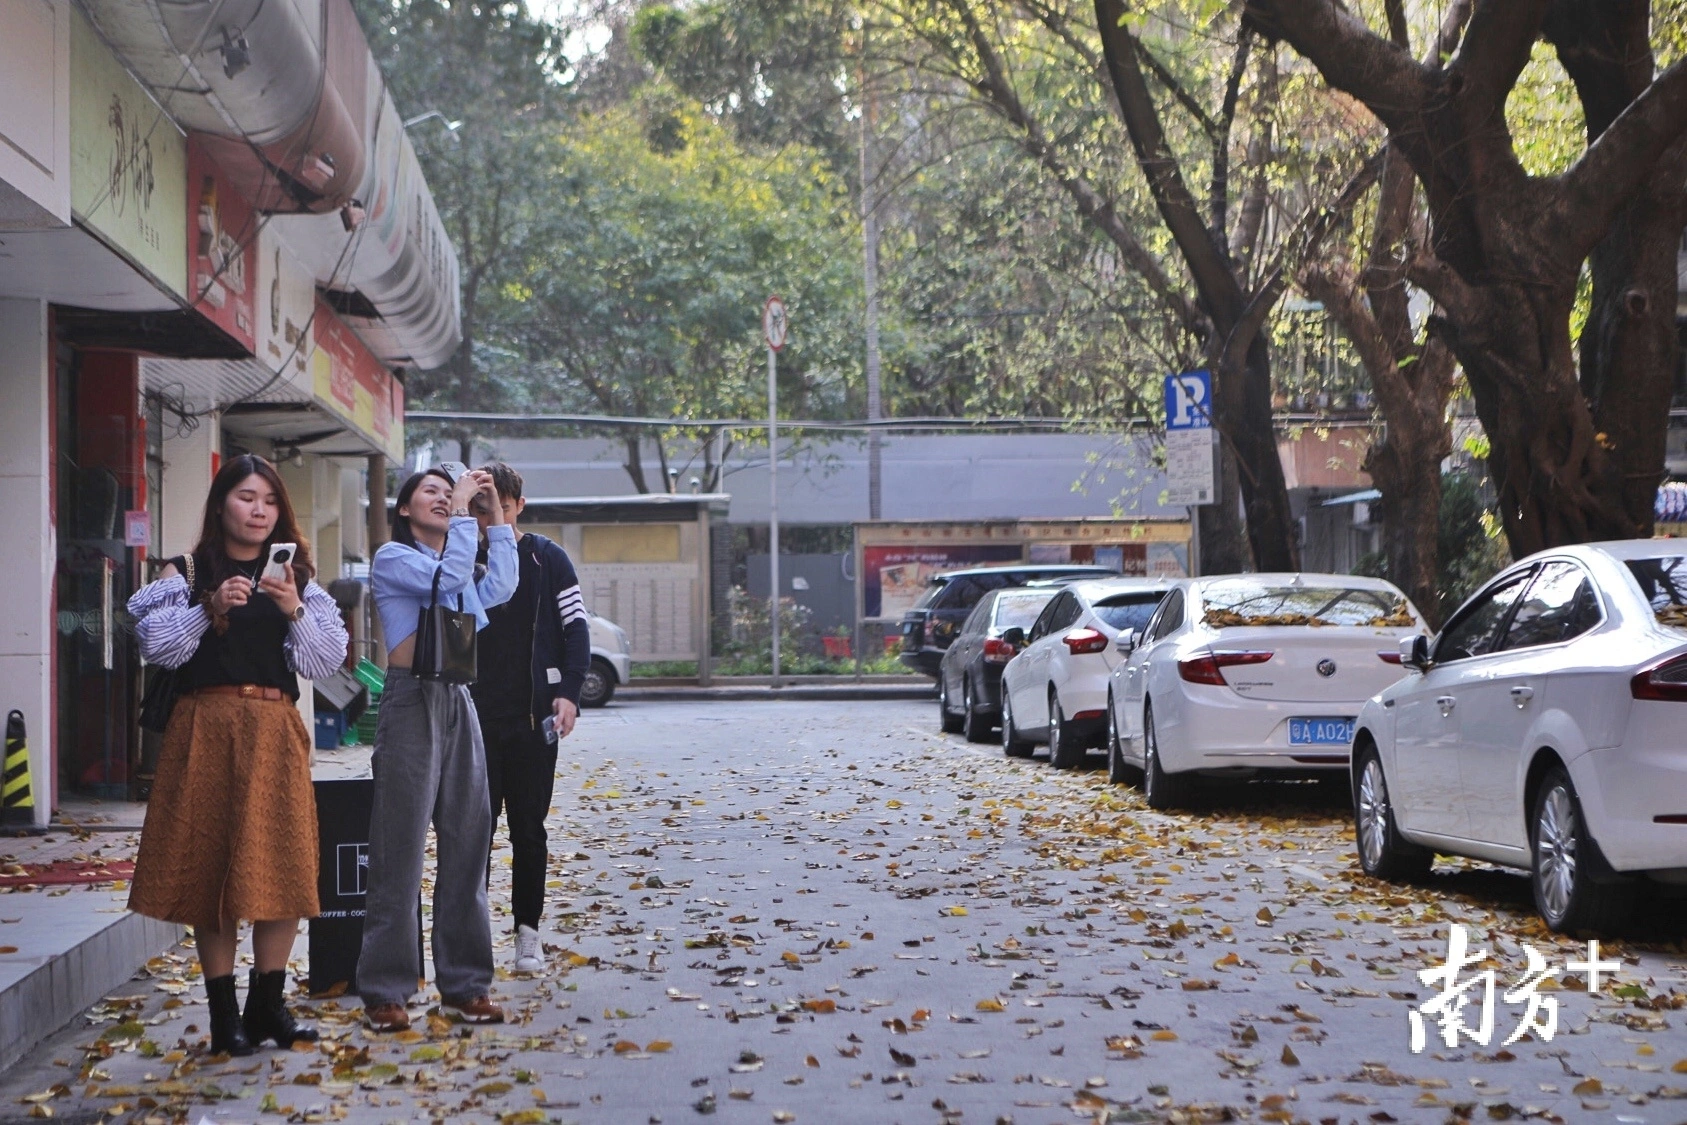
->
<box><xmin>1358</xmin><ymin>470</ymin><xmax>1511</xmax><ymax>616</ymax></box>
<box><xmin>508</xmin><ymin>93</ymin><xmax>863</xmax><ymax>428</ymax></box>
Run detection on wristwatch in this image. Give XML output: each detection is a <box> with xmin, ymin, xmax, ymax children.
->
<box><xmin>289</xmin><ymin>604</ymin><xmax>306</xmax><ymax>622</ymax></box>
<box><xmin>450</xmin><ymin>506</ymin><xmax>470</xmax><ymax>518</ymax></box>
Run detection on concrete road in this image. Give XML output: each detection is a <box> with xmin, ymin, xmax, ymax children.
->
<box><xmin>4</xmin><ymin>698</ymin><xmax>1687</xmax><ymax>1125</ymax></box>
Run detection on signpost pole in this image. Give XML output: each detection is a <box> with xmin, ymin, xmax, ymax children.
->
<box><xmin>763</xmin><ymin>297</ymin><xmax>788</xmax><ymax>688</ymax></box>
<box><xmin>768</xmin><ymin>343</ymin><xmax>780</xmax><ymax>688</ymax></box>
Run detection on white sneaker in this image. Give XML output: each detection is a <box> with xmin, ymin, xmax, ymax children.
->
<box><xmin>514</xmin><ymin>925</ymin><xmax>542</xmax><ymax>972</ymax></box>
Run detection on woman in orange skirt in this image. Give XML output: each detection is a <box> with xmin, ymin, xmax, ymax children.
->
<box><xmin>127</xmin><ymin>455</ymin><xmax>348</xmax><ymax>1055</ymax></box>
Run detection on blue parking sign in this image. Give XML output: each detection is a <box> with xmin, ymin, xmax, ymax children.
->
<box><xmin>1165</xmin><ymin>370</ymin><xmax>1212</xmax><ymax>430</ymax></box>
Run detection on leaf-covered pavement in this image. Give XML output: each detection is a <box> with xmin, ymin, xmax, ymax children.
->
<box><xmin>4</xmin><ymin>698</ymin><xmax>1687</xmax><ymax>1124</ymax></box>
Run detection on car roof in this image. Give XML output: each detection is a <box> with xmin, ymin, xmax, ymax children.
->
<box><xmin>1190</xmin><ymin>572</ymin><xmax>1408</xmax><ymax>594</ymax></box>
<box><xmin>1578</xmin><ymin>539</ymin><xmax>1687</xmax><ymax>562</ymax></box>
<box><xmin>1066</xmin><ymin>577</ymin><xmax>1174</xmax><ymax>600</ymax></box>
<box><xmin>926</xmin><ymin>564</ymin><xmax>1118</xmax><ymax>584</ymax></box>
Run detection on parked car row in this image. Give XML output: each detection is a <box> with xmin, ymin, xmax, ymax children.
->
<box><xmin>925</xmin><ymin>544</ymin><xmax>1687</xmax><ymax>936</ymax></box>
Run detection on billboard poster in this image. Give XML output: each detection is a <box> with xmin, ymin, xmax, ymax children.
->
<box><xmin>185</xmin><ymin>138</ymin><xmax>257</xmax><ymax>354</ymax></box>
<box><xmin>862</xmin><ymin>544</ymin><xmax>1023</xmax><ymax>619</ymax></box>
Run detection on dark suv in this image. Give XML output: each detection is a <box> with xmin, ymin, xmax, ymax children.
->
<box><xmin>898</xmin><ymin>565</ymin><xmax>1117</xmax><ymax>677</ymax></box>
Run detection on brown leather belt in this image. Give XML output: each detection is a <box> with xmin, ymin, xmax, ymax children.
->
<box><xmin>191</xmin><ymin>684</ymin><xmax>288</xmax><ymax>702</ymax></box>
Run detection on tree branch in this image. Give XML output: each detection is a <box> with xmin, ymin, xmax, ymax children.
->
<box><xmin>944</xmin><ymin>0</ymin><xmax>1207</xmax><ymax>335</ymax></box>
<box><xmin>1209</xmin><ymin>28</ymin><xmax>1252</xmax><ymax>241</ymax></box>
<box><xmin>1095</xmin><ymin>0</ymin><xmax>1240</xmax><ymax>319</ymax></box>
<box><xmin>1241</xmin><ymin>0</ymin><xmax>1431</xmax><ymax>135</ymax></box>
<box><xmin>1559</xmin><ymin>57</ymin><xmax>1687</xmax><ymax>259</ymax></box>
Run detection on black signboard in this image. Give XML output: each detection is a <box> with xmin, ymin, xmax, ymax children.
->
<box><xmin>308</xmin><ymin>778</ymin><xmax>422</xmax><ymax>996</ymax></box>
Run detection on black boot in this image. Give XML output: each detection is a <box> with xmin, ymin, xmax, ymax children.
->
<box><xmin>243</xmin><ymin>969</ymin><xmax>319</xmax><ymax>1048</ymax></box>
<box><xmin>206</xmin><ymin>975</ymin><xmax>254</xmax><ymax>1057</ymax></box>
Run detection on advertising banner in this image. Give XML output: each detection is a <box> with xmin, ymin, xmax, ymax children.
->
<box><xmin>185</xmin><ymin>138</ymin><xmax>257</xmax><ymax>353</ymax></box>
<box><xmin>862</xmin><ymin>544</ymin><xmax>1023</xmax><ymax>619</ymax></box>
<box><xmin>310</xmin><ymin>296</ymin><xmax>404</xmax><ymax>461</ymax></box>
<box><xmin>68</xmin><ymin>8</ymin><xmax>186</xmax><ymax>299</ymax></box>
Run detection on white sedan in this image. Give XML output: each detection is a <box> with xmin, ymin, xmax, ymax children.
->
<box><xmin>999</xmin><ymin>578</ymin><xmax>1170</xmax><ymax>769</ymax></box>
<box><xmin>1106</xmin><ymin>573</ymin><xmax>1426</xmax><ymax>809</ymax></box>
<box><xmin>1353</xmin><ymin>541</ymin><xmax>1687</xmax><ymax>934</ymax></box>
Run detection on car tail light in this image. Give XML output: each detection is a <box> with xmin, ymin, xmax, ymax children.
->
<box><xmin>1178</xmin><ymin>650</ymin><xmax>1273</xmax><ymax>686</ymax></box>
<box><xmin>983</xmin><ymin>637</ymin><xmax>1016</xmax><ymax>663</ymax></box>
<box><xmin>1062</xmin><ymin>628</ymin><xmax>1109</xmax><ymax>655</ymax></box>
<box><xmin>1631</xmin><ymin>653</ymin><xmax>1687</xmax><ymax>701</ymax></box>
<box><xmin>1377</xmin><ymin>650</ymin><xmax>1403</xmax><ymax>665</ymax></box>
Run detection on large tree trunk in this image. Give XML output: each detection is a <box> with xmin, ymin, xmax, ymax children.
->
<box><xmin>1245</xmin><ymin>0</ymin><xmax>1687</xmax><ymax>558</ymax></box>
<box><xmin>1222</xmin><ymin>332</ymin><xmax>1297</xmax><ymax>572</ymax></box>
<box><xmin>1580</xmin><ymin>174</ymin><xmax>1687</xmax><ymax>536</ymax></box>
<box><xmin>1366</xmin><ymin>415</ymin><xmax>1448</xmax><ymax>623</ymax></box>
<box><xmin>622</xmin><ymin>434</ymin><xmax>651</xmax><ymax>493</ymax></box>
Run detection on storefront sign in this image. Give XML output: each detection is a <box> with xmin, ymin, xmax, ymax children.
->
<box><xmin>862</xmin><ymin>545</ymin><xmax>1024</xmax><ymax>620</ymax></box>
<box><xmin>185</xmin><ymin>139</ymin><xmax>256</xmax><ymax>353</ymax></box>
<box><xmin>0</xmin><ymin>0</ymin><xmax>71</xmax><ymax>227</ymax></box>
<box><xmin>310</xmin><ymin>297</ymin><xmax>404</xmax><ymax>461</ymax></box>
<box><xmin>68</xmin><ymin>8</ymin><xmax>186</xmax><ymax>299</ymax></box>
<box><xmin>256</xmin><ymin>225</ymin><xmax>315</xmax><ymax>381</ymax></box>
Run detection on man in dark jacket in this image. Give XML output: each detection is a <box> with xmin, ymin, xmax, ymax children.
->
<box><xmin>471</xmin><ymin>462</ymin><xmax>591</xmax><ymax>971</ymax></box>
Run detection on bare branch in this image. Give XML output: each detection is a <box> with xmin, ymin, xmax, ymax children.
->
<box><xmin>1209</xmin><ymin>28</ymin><xmax>1253</xmax><ymax>239</ymax></box>
<box><xmin>1559</xmin><ymin>57</ymin><xmax>1687</xmax><ymax>258</ymax></box>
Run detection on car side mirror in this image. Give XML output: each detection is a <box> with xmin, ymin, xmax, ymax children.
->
<box><xmin>1400</xmin><ymin>634</ymin><xmax>1431</xmax><ymax>671</ymax></box>
<box><xmin>1001</xmin><ymin>627</ymin><xmax>1025</xmax><ymax>649</ymax></box>
<box><xmin>1114</xmin><ymin>630</ymin><xmax>1139</xmax><ymax>656</ymax></box>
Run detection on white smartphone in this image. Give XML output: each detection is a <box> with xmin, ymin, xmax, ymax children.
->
<box><xmin>262</xmin><ymin>542</ymin><xmax>297</xmax><ymax>583</ymax></box>
<box><xmin>439</xmin><ymin>461</ymin><xmax>469</xmax><ymax>483</ymax></box>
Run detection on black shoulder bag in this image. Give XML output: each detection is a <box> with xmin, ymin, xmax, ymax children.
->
<box><xmin>139</xmin><ymin>554</ymin><xmax>197</xmax><ymax>734</ymax></box>
<box><xmin>413</xmin><ymin>566</ymin><xmax>478</xmax><ymax>683</ymax></box>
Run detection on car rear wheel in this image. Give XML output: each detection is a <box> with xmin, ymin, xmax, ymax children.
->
<box><xmin>1048</xmin><ymin>690</ymin><xmax>1085</xmax><ymax>770</ymax></box>
<box><xmin>938</xmin><ymin>675</ymin><xmax>963</xmax><ymax>734</ymax></box>
<box><xmin>1142</xmin><ymin>701</ymin><xmax>1192</xmax><ymax>810</ymax></box>
<box><xmin>1001</xmin><ymin>693</ymin><xmax>1034</xmax><ymax>758</ymax></box>
<box><xmin>1352</xmin><ymin>746</ymin><xmax>1432</xmax><ymax>881</ymax></box>
<box><xmin>579</xmin><ymin>657</ymin><xmax>617</xmax><ymax>708</ymax></box>
<box><xmin>1106</xmin><ymin>693</ymin><xmax>1140</xmax><ymax>786</ymax></box>
<box><xmin>961</xmin><ymin>677</ymin><xmax>990</xmax><ymax>743</ymax></box>
<box><xmin>1530</xmin><ymin>768</ymin><xmax>1633</xmax><ymax>936</ymax></box>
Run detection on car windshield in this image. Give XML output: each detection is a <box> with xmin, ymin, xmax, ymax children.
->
<box><xmin>911</xmin><ymin>579</ymin><xmax>951</xmax><ymax>611</ymax></box>
<box><xmin>1093</xmin><ymin>593</ymin><xmax>1163</xmax><ymax>632</ymax></box>
<box><xmin>993</xmin><ymin>592</ymin><xmax>1053</xmax><ymax>631</ymax></box>
<box><xmin>1200</xmin><ymin>581</ymin><xmax>1412</xmax><ymax>627</ymax></box>
<box><xmin>1623</xmin><ymin>555</ymin><xmax>1687</xmax><ymax>626</ymax></box>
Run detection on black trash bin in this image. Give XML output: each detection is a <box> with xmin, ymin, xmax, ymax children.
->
<box><xmin>310</xmin><ymin>778</ymin><xmax>422</xmax><ymax>996</ymax></box>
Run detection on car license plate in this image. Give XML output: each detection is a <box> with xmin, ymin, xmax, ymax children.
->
<box><xmin>1288</xmin><ymin>717</ymin><xmax>1355</xmax><ymax>745</ymax></box>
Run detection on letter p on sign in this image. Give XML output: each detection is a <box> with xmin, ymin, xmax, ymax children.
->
<box><xmin>1164</xmin><ymin>370</ymin><xmax>1212</xmax><ymax>431</ymax></box>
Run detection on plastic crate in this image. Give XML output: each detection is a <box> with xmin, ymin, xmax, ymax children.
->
<box><xmin>352</xmin><ymin>659</ymin><xmax>386</xmax><ymax>696</ymax></box>
<box><xmin>314</xmin><ymin>709</ymin><xmax>347</xmax><ymax>750</ymax></box>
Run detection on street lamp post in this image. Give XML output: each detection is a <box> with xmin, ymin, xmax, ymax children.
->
<box><xmin>763</xmin><ymin>296</ymin><xmax>788</xmax><ymax>687</ymax></box>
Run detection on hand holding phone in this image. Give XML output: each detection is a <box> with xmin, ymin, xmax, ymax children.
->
<box><xmin>439</xmin><ymin>461</ymin><xmax>469</xmax><ymax>483</ymax></box>
<box><xmin>262</xmin><ymin>543</ymin><xmax>297</xmax><ymax>583</ymax></box>
<box><xmin>542</xmin><ymin>715</ymin><xmax>559</xmax><ymax>745</ymax></box>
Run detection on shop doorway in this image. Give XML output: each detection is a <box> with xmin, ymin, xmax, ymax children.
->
<box><xmin>54</xmin><ymin>346</ymin><xmax>143</xmax><ymax>799</ymax></box>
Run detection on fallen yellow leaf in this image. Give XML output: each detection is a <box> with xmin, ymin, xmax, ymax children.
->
<box><xmin>1151</xmin><ymin>1030</ymin><xmax>1178</xmax><ymax>1041</ymax></box>
<box><xmin>646</xmin><ymin>1040</ymin><xmax>673</xmax><ymax>1053</ymax></box>
<box><xmin>975</xmin><ymin>998</ymin><xmax>1005</xmax><ymax>1012</ymax></box>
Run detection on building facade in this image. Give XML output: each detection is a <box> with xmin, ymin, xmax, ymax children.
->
<box><xmin>0</xmin><ymin>0</ymin><xmax>459</xmax><ymax>824</ymax></box>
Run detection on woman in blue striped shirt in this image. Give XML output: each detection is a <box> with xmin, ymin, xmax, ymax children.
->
<box><xmin>127</xmin><ymin>455</ymin><xmax>348</xmax><ymax>1056</ymax></box>
<box><xmin>357</xmin><ymin>466</ymin><xmax>517</xmax><ymax>1033</ymax></box>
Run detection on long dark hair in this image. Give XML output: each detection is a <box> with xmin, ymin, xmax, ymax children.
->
<box><xmin>390</xmin><ymin>468</ymin><xmax>456</xmax><ymax>550</ymax></box>
<box><xmin>192</xmin><ymin>454</ymin><xmax>314</xmax><ymax>588</ymax></box>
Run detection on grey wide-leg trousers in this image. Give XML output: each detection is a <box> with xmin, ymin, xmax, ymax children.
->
<box><xmin>356</xmin><ymin>669</ymin><xmax>494</xmax><ymax>1008</ymax></box>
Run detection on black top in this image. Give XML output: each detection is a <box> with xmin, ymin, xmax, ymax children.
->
<box><xmin>471</xmin><ymin>546</ymin><xmax>540</xmax><ymax>720</ymax></box>
<box><xmin>173</xmin><ymin>553</ymin><xmax>298</xmax><ymax>700</ymax></box>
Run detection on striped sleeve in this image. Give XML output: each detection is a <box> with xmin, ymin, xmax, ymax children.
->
<box><xmin>128</xmin><ymin>575</ymin><xmax>211</xmax><ymax>669</ymax></box>
<box><xmin>284</xmin><ymin>582</ymin><xmax>351</xmax><ymax>680</ymax></box>
<box><xmin>556</xmin><ymin>583</ymin><xmax>587</xmax><ymax>627</ymax></box>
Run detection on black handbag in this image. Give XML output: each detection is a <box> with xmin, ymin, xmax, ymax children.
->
<box><xmin>413</xmin><ymin>566</ymin><xmax>477</xmax><ymax>683</ymax></box>
<box><xmin>139</xmin><ymin>554</ymin><xmax>196</xmax><ymax>734</ymax></box>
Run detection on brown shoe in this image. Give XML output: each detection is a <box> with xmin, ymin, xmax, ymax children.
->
<box><xmin>441</xmin><ymin>995</ymin><xmax>505</xmax><ymax>1024</ymax></box>
<box><xmin>364</xmin><ymin>1002</ymin><xmax>411</xmax><ymax>1032</ymax></box>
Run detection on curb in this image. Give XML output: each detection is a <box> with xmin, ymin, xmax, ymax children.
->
<box><xmin>618</xmin><ymin>684</ymin><xmax>935</xmax><ymax>702</ymax></box>
<box><xmin>0</xmin><ymin>904</ymin><xmax>182</xmax><ymax>1073</ymax></box>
